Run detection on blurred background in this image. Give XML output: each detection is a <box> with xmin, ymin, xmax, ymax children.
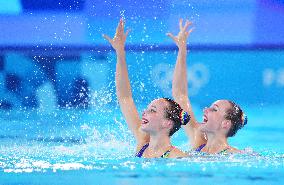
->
<box><xmin>0</xmin><ymin>0</ymin><xmax>283</xmax><ymax>156</ymax></box>
<box><xmin>0</xmin><ymin>0</ymin><xmax>284</xmax><ymax>111</ymax></box>
<box><xmin>1</xmin><ymin>2</ymin><xmax>284</xmax><ymax>181</ymax></box>
<box><xmin>0</xmin><ymin>0</ymin><xmax>284</xmax><ymax>135</ymax></box>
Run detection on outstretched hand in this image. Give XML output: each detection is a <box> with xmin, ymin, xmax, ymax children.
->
<box><xmin>167</xmin><ymin>19</ymin><xmax>194</xmax><ymax>49</ymax></box>
<box><xmin>103</xmin><ymin>19</ymin><xmax>130</xmax><ymax>52</ymax></box>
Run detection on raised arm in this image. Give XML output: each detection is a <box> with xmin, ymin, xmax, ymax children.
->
<box><xmin>103</xmin><ymin>19</ymin><xmax>149</xmax><ymax>149</ymax></box>
<box><xmin>167</xmin><ymin>19</ymin><xmax>206</xmax><ymax>148</ymax></box>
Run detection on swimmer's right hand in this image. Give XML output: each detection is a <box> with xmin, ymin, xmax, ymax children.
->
<box><xmin>102</xmin><ymin>18</ymin><xmax>130</xmax><ymax>53</ymax></box>
<box><xmin>166</xmin><ymin>19</ymin><xmax>194</xmax><ymax>49</ymax></box>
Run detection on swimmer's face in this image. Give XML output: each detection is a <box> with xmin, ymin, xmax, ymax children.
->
<box><xmin>140</xmin><ymin>99</ymin><xmax>171</xmax><ymax>135</ymax></box>
<box><xmin>200</xmin><ymin>100</ymin><xmax>231</xmax><ymax>135</ymax></box>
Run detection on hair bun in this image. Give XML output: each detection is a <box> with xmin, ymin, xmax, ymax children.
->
<box><xmin>180</xmin><ymin>110</ymin><xmax>190</xmax><ymax>125</ymax></box>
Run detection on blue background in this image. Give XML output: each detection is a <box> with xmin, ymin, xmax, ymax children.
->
<box><xmin>0</xmin><ymin>0</ymin><xmax>284</xmax><ymax>110</ymax></box>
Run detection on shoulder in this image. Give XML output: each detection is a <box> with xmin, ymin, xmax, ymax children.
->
<box><xmin>136</xmin><ymin>141</ymin><xmax>148</xmax><ymax>153</ymax></box>
<box><xmin>168</xmin><ymin>147</ymin><xmax>189</xmax><ymax>158</ymax></box>
<box><xmin>137</xmin><ymin>129</ymin><xmax>150</xmax><ymax>146</ymax></box>
<box><xmin>226</xmin><ymin>147</ymin><xmax>242</xmax><ymax>153</ymax></box>
<box><xmin>228</xmin><ymin>147</ymin><xmax>259</xmax><ymax>155</ymax></box>
<box><xmin>194</xmin><ymin>143</ymin><xmax>206</xmax><ymax>152</ymax></box>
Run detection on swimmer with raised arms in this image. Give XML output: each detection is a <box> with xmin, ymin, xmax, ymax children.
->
<box><xmin>168</xmin><ymin>19</ymin><xmax>248</xmax><ymax>154</ymax></box>
<box><xmin>103</xmin><ymin>19</ymin><xmax>190</xmax><ymax>158</ymax></box>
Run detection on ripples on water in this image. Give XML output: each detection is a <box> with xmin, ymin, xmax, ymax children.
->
<box><xmin>0</xmin><ymin>136</ymin><xmax>283</xmax><ymax>173</ymax></box>
<box><xmin>0</xmin><ymin>109</ymin><xmax>284</xmax><ymax>185</ymax></box>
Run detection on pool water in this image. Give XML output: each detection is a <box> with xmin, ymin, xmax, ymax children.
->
<box><xmin>0</xmin><ymin>105</ymin><xmax>284</xmax><ymax>185</ymax></box>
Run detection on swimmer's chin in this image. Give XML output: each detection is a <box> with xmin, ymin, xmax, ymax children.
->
<box><xmin>139</xmin><ymin>126</ymin><xmax>149</xmax><ymax>133</ymax></box>
<box><xmin>199</xmin><ymin>121</ymin><xmax>205</xmax><ymax>124</ymax></box>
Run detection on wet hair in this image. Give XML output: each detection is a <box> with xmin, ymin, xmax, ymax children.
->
<box><xmin>163</xmin><ymin>98</ymin><xmax>190</xmax><ymax>136</ymax></box>
<box><xmin>225</xmin><ymin>100</ymin><xmax>248</xmax><ymax>137</ymax></box>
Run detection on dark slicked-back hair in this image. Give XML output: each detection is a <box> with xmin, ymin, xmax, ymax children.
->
<box><xmin>225</xmin><ymin>100</ymin><xmax>247</xmax><ymax>137</ymax></box>
<box><xmin>163</xmin><ymin>98</ymin><xmax>190</xmax><ymax>136</ymax></box>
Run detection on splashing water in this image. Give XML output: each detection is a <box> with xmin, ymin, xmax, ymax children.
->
<box><xmin>1</xmin><ymin>105</ymin><xmax>284</xmax><ymax>185</ymax></box>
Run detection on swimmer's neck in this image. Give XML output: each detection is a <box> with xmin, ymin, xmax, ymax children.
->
<box><xmin>148</xmin><ymin>134</ymin><xmax>172</xmax><ymax>151</ymax></box>
<box><xmin>203</xmin><ymin>134</ymin><xmax>229</xmax><ymax>153</ymax></box>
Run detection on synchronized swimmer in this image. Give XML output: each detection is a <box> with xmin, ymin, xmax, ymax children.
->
<box><xmin>169</xmin><ymin>19</ymin><xmax>247</xmax><ymax>154</ymax></box>
<box><xmin>103</xmin><ymin>18</ymin><xmax>248</xmax><ymax>158</ymax></box>
<box><xmin>103</xmin><ymin>19</ymin><xmax>190</xmax><ymax>158</ymax></box>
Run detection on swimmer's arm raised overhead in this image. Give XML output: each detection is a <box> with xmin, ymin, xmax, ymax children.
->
<box><xmin>103</xmin><ymin>19</ymin><xmax>149</xmax><ymax>150</ymax></box>
<box><xmin>168</xmin><ymin>19</ymin><xmax>206</xmax><ymax>149</ymax></box>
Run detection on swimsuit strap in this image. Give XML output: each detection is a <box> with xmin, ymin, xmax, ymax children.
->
<box><xmin>195</xmin><ymin>144</ymin><xmax>206</xmax><ymax>152</ymax></box>
<box><xmin>195</xmin><ymin>144</ymin><xmax>230</xmax><ymax>154</ymax></box>
<box><xmin>161</xmin><ymin>146</ymin><xmax>175</xmax><ymax>158</ymax></box>
<box><xmin>218</xmin><ymin>147</ymin><xmax>230</xmax><ymax>155</ymax></box>
<box><xmin>135</xmin><ymin>144</ymin><xmax>175</xmax><ymax>158</ymax></box>
<box><xmin>135</xmin><ymin>143</ymin><xmax>149</xmax><ymax>158</ymax></box>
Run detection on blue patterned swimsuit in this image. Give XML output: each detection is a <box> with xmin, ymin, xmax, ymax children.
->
<box><xmin>135</xmin><ymin>143</ymin><xmax>174</xmax><ymax>158</ymax></box>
